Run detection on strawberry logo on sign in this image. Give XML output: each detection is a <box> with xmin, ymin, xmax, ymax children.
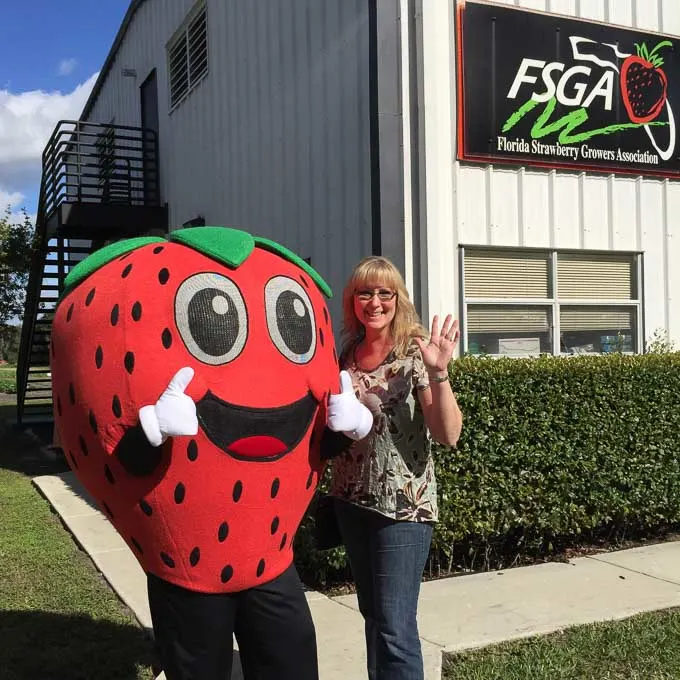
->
<box><xmin>621</xmin><ymin>40</ymin><xmax>673</xmax><ymax>124</ymax></box>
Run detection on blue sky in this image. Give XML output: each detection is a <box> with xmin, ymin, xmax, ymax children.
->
<box><xmin>0</xmin><ymin>0</ymin><xmax>129</xmax><ymax>218</ymax></box>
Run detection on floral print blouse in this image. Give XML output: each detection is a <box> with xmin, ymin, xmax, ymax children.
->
<box><xmin>330</xmin><ymin>340</ymin><xmax>438</xmax><ymax>523</ymax></box>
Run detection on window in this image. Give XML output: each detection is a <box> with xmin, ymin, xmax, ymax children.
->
<box><xmin>460</xmin><ymin>247</ymin><xmax>641</xmax><ymax>357</ymax></box>
<box><xmin>167</xmin><ymin>3</ymin><xmax>208</xmax><ymax>110</ymax></box>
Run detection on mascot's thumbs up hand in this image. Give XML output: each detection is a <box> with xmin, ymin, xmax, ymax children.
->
<box><xmin>327</xmin><ymin>370</ymin><xmax>374</xmax><ymax>441</ymax></box>
<box><xmin>139</xmin><ymin>367</ymin><xmax>199</xmax><ymax>447</ymax></box>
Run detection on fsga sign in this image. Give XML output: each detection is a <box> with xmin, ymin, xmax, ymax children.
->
<box><xmin>457</xmin><ymin>1</ymin><xmax>680</xmax><ymax>176</ymax></box>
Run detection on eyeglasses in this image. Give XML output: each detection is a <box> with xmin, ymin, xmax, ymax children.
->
<box><xmin>355</xmin><ymin>288</ymin><xmax>397</xmax><ymax>302</ymax></box>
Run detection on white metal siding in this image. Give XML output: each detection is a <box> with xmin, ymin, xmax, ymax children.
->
<box><xmin>83</xmin><ymin>0</ymin><xmax>372</xmax><ymax>322</ymax></box>
<box><xmin>419</xmin><ymin>0</ymin><xmax>680</xmax><ymax>347</ymax></box>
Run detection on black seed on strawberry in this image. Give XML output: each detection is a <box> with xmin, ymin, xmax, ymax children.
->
<box><xmin>57</xmin><ymin>397</ymin><xmax>62</xmax><ymax>416</ymax></box>
<box><xmin>271</xmin><ymin>478</ymin><xmax>280</xmax><ymax>499</ymax></box>
<box><xmin>221</xmin><ymin>565</ymin><xmax>234</xmax><ymax>583</ymax></box>
<box><xmin>153</xmin><ymin>246</ymin><xmax>164</xmax><ymax>254</ymax></box>
<box><xmin>79</xmin><ymin>435</ymin><xmax>88</xmax><ymax>456</ymax></box>
<box><xmin>306</xmin><ymin>471</ymin><xmax>314</xmax><ymax>489</ymax></box>
<box><xmin>119</xmin><ymin>252</ymin><xmax>132</xmax><ymax>261</ymax></box>
<box><xmin>319</xmin><ymin>329</ymin><xmax>325</xmax><ymax>347</ymax></box>
<box><xmin>158</xmin><ymin>268</ymin><xmax>170</xmax><ymax>285</ymax></box>
<box><xmin>111</xmin><ymin>304</ymin><xmax>120</xmax><ymax>326</ymax></box>
<box><xmin>280</xmin><ymin>533</ymin><xmax>288</xmax><ymax>550</ymax></box>
<box><xmin>187</xmin><ymin>440</ymin><xmax>198</xmax><ymax>461</ymax></box>
<box><xmin>257</xmin><ymin>559</ymin><xmax>265</xmax><ymax>577</ymax></box>
<box><xmin>122</xmin><ymin>263</ymin><xmax>133</xmax><ymax>278</ymax></box>
<box><xmin>89</xmin><ymin>410</ymin><xmax>98</xmax><ymax>434</ymax></box>
<box><xmin>271</xmin><ymin>517</ymin><xmax>280</xmax><ymax>534</ymax></box>
<box><xmin>124</xmin><ymin>352</ymin><xmax>135</xmax><ymax>374</ymax></box>
<box><xmin>190</xmin><ymin>547</ymin><xmax>201</xmax><ymax>567</ymax></box>
<box><xmin>103</xmin><ymin>502</ymin><xmax>114</xmax><ymax>518</ymax></box>
<box><xmin>104</xmin><ymin>464</ymin><xmax>115</xmax><ymax>484</ymax></box>
<box><xmin>85</xmin><ymin>288</ymin><xmax>96</xmax><ymax>306</ymax></box>
<box><xmin>174</xmin><ymin>483</ymin><xmax>186</xmax><ymax>504</ymax></box>
<box><xmin>131</xmin><ymin>302</ymin><xmax>142</xmax><ymax>321</ymax></box>
<box><xmin>131</xmin><ymin>537</ymin><xmax>143</xmax><ymax>554</ymax></box>
<box><xmin>67</xmin><ymin>303</ymin><xmax>74</xmax><ymax>322</ymax></box>
<box><xmin>69</xmin><ymin>451</ymin><xmax>78</xmax><ymax>469</ymax></box>
<box><xmin>323</xmin><ymin>307</ymin><xmax>329</xmax><ymax>324</ymax></box>
<box><xmin>112</xmin><ymin>395</ymin><xmax>122</xmax><ymax>418</ymax></box>
<box><xmin>162</xmin><ymin>328</ymin><xmax>173</xmax><ymax>349</ymax></box>
<box><xmin>232</xmin><ymin>481</ymin><xmax>243</xmax><ymax>502</ymax></box>
<box><xmin>161</xmin><ymin>552</ymin><xmax>175</xmax><ymax>568</ymax></box>
<box><xmin>140</xmin><ymin>499</ymin><xmax>153</xmax><ymax>516</ymax></box>
<box><xmin>95</xmin><ymin>346</ymin><xmax>103</xmax><ymax>369</ymax></box>
<box><xmin>218</xmin><ymin>522</ymin><xmax>229</xmax><ymax>542</ymax></box>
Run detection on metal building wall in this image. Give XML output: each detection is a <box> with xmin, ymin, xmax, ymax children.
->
<box><xmin>83</xmin><ymin>0</ymin><xmax>373</xmax><ymax>322</ymax></box>
<box><xmin>418</xmin><ymin>0</ymin><xmax>680</xmax><ymax>346</ymax></box>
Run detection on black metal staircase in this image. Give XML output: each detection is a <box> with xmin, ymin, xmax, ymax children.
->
<box><xmin>16</xmin><ymin>120</ymin><xmax>167</xmax><ymax>425</ymax></box>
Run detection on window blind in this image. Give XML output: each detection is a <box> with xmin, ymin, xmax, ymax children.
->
<box><xmin>467</xmin><ymin>305</ymin><xmax>551</xmax><ymax>333</ymax></box>
<box><xmin>560</xmin><ymin>306</ymin><xmax>635</xmax><ymax>331</ymax></box>
<box><xmin>557</xmin><ymin>253</ymin><xmax>635</xmax><ymax>300</ymax></box>
<box><xmin>464</xmin><ymin>249</ymin><xmax>550</xmax><ymax>298</ymax></box>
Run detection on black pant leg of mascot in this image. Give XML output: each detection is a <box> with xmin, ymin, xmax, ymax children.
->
<box><xmin>234</xmin><ymin>564</ymin><xmax>319</xmax><ymax>680</ymax></box>
<box><xmin>147</xmin><ymin>573</ymin><xmax>237</xmax><ymax>680</ymax></box>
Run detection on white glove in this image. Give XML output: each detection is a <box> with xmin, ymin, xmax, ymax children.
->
<box><xmin>327</xmin><ymin>370</ymin><xmax>374</xmax><ymax>441</ymax></box>
<box><xmin>138</xmin><ymin>367</ymin><xmax>199</xmax><ymax>447</ymax></box>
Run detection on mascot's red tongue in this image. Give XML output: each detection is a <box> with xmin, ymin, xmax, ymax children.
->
<box><xmin>229</xmin><ymin>436</ymin><xmax>288</xmax><ymax>458</ymax></box>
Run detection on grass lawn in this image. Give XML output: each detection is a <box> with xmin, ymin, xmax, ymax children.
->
<box><xmin>0</xmin><ymin>401</ymin><xmax>156</xmax><ymax>680</ymax></box>
<box><xmin>444</xmin><ymin>608</ymin><xmax>680</xmax><ymax>680</ymax></box>
<box><xmin>0</xmin><ymin>364</ymin><xmax>16</xmax><ymax>393</ymax></box>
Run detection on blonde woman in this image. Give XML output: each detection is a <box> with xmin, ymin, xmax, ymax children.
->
<box><xmin>330</xmin><ymin>256</ymin><xmax>462</xmax><ymax>680</ymax></box>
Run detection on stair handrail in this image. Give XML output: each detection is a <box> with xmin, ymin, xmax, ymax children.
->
<box><xmin>15</xmin><ymin>176</ymin><xmax>50</xmax><ymax>424</ymax></box>
<box><xmin>16</xmin><ymin>119</ymin><xmax>162</xmax><ymax>423</ymax></box>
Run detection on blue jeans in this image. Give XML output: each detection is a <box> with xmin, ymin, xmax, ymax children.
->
<box><xmin>334</xmin><ymin>500</ymin><xmax>433</xmax><ymax>680</ymax></box>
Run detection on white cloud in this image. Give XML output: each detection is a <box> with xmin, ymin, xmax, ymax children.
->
<box><xmin>0</xmin><ymin>73</ymin><xmax>99</xmax><ymax>204</ymax></box>
<box><xmin>0</xmin><ymin>189</ymin><xmax>24</xmax><ymax>212</ymax></box>
<box><xmin>58</xmin><ymin>58</ymin><xmax>78</xmax><ymax>77</ymax></box>
<box><xmin>0</xmin><ymin>188</ymin><xmax>33</xmax><ymax>224</ymax></box>
<box><xmin>0</xmin><ymin>73</ymin><xmax>98</xmax><ymax>167</ymax></box>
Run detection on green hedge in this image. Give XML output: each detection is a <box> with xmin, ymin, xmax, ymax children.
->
<box><xmin>295</xmin><ymin>353</ymin><xmax>680</xmax><ymax>587</ymax></box>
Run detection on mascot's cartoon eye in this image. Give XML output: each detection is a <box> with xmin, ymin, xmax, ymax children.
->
<box><xmin>175</xmin><ymin>273</ymin><xmax>248</xmax><ymax>365</ymax></box>
<box><xmin>265</xmin><ymin>276</ymin><xmax>316</xmax><ymax>364</ymax></box>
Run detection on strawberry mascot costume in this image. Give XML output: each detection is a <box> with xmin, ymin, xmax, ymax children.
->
<box><xmin>50</xmin><ymin>227</ymin><xmax>371</xmax><ymax>680</ymax></box>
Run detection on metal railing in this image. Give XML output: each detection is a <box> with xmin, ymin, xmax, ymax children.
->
<box><xmin>16</xmin><ymin>120</ymin><xmax>161</xmax><ymax>424</ymax></box>
<box><xmin>41</xmin><ymin>120</ymin><xmax>160</xmax><ymax>223</ymax></box>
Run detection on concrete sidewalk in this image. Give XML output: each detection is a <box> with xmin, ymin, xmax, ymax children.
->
<box><xmin>34</xmin><ymin>472</ymin><xmax>680</xmax><ymax>680</ymax></box>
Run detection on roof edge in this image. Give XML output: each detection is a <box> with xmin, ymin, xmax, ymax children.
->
<box><xmin>80</xmin><ymin>0</ymin><xmax>148</xmax><ymax>121</ymax></box>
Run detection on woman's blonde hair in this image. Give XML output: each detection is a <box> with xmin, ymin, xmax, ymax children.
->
<box><xmin>341</xmin><ymin>256</ymin><xmax>428</xmax><ymax>357</ymax></box>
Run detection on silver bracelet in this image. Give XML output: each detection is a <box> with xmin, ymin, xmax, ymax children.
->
<box><xmin>429</xmin><ymin>374</ymin><xmax>449</xmax><ymax>383</ymax></box>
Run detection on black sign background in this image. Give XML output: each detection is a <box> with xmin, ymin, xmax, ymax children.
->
<box><xmin>457</xmin><ymin>1</ymin><xmax>680</xmax><ymax>176</ymax></box>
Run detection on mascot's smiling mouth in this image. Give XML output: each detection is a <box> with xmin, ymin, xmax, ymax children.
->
<box><xmin>196</xmin><ymin>391</ymin><xmax>318</xmax><ymax>462</ymax></box>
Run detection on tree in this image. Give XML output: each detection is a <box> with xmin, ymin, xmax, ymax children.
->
<box><xmin>0</xmin><ymin>208</ymin><xmax>35</xmax><ymax>327</ymax></box>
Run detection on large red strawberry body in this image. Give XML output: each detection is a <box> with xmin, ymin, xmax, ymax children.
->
<box><xmin>50</xmin><ymin>227</ymin><xmax>339</xmax><ymax>593</ymax></box>
<box><xmin>621</xmin><ymin>40</ymin><xmax>672</xmax><ymax>124</ymax></box>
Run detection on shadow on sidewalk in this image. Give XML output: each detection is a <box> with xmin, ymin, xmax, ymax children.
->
<box><xmin>0</xmin><ymin>610</ymin><xmax>158</xmax><ymax>680</ymax></box>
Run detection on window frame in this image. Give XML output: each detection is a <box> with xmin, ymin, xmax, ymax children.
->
<box><xmin>458</xmin><ymin>245</ymin><xmax>644</xmax><ymax>357</ymax></box>
<box><xmin>167</xmin><ymin>1</ymin><xmax>209</xmax><ymax>113</ymax></box>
